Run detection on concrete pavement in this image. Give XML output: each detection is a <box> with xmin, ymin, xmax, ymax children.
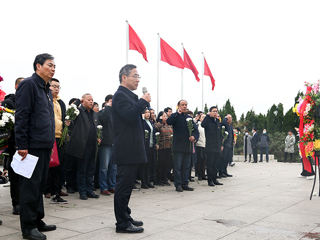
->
<box><xmin>1</xmin><ymin>161</ymin><xmax>320</xmax><ymax>240</ymax></box>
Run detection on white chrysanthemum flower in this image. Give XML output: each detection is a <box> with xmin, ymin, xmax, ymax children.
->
<box><xmin>65</xmin><ymin>116</ymin><xmax>70</xmax><ymax>120</ymax></box>
<box><xmin>186</xmin><ymin>118</ymin><xmax>192</xmax><ymax>122</ymax></box>
<box><xmin>70</xmin><ymin>103</ymin><xmax>76</xmax><ymax>108</ymax></box>
<box><xmin>155</xmin><ymin>132</ymin><xmax>160</xmax><ymax>136</ymax></box>
<box><xmin>145</xmin><ymin>130</ymin><xmax>149</xmax><ymax>133</ymax></box>
<box><xmin>0</xmin><ymin>120</ymin><xmax>5</xmax><ymax>127</ymax></box>
<box><xmin>222</xmin><ymin>126</ymin><xmax>225</xmax><ymax>129</ymax></box>
<box><xmin>225</xmin><ymin>132</ymin><xmax>229</xmax><ymax>135</ymax></box>
<box><xmin>2</xmin><ymin>116</ymin><xmax>9</xmax><ymax>123</ymax></box>
<box><xmin>97</xmin><ymin>125</ymin><xmax>103</xmax><ymax>130</ymax></box>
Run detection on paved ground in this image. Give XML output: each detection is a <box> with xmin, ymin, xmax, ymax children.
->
<box><xmin>1</xmin><ymin>162</ymin><xmax>320</xmax><ymax>240</ymax></box>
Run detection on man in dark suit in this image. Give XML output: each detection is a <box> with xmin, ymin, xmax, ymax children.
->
<box><xmin>201</xmin><ymin>106</ymin><xmax>223</xmax><ymax>187</ymax></box>
<box><xmin>112</xmin><ymin>64</ymin><xmax>151</xmax><ymax>233</ymax></box>
<box><xmin>251</xmin><ymin>127</ymin><xmax>259</xmax><ymax>163</ymax></box>
<box><xmin>220</xmin><ymin>114</ymin><xmax>234</xmax><ymax>177</ymax></box>
<box><xmin>166</xmin><ymin>100</ymin><xmax>199</xmax><ymax>192</ymax></box>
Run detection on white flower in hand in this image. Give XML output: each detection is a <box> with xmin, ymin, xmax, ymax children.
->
<box><xmin>97</xmin><ymin>125</ymin><xmax>103</xmax><ymax>130</ymax></box>
<box><xmin>0</xmin><ymin>120</ymin><xmax>5</xmax><ymax>127</ymax></box>
<box><xmin>65</xmin><ymin>116</ymin><xmax>70</xmax><ymax>120</ymax></box>
<box><xmin>155</xmin><ymin>132</ymin><xmax>160</xmax><ymax>136</ymax></box>
<box><xmin>145</xmin><ymin>130</ymin><xmax>149</xmax><ymax>133</ymax></box>
<box><xmin>222</xmin><ymin>126</ymin><xmax>225</xmax><ymax>129</ymax></box>
<box><xmin>225</xmin><ymin>132</ymin><xmax>229</xmax><ymax>135</ymax></box>
<box><xmin>186</xmin><ymin>118</ymin><xmax>192</xmax><ymax>122</ymax></box>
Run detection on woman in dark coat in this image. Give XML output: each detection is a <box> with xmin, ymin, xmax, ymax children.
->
<box><xmin>139</xmin><ymin>109</ymin><xmax>156</xmax><ymax>189</ymax></box>
<box><xmin>155</xmin><ymin>111</ymin><xmax>173</xmax><ymax>186</ymax></box>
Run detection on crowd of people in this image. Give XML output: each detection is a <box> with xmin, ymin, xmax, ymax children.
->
<box><xmin>0</xmin><ymin>54</ymin><xmax>299</xmax><ymax>238</ymax></box>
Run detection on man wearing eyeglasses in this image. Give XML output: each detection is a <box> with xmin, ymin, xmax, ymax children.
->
<box><xmin>45</xmin><ymin>78</ymin><xmax>68</xmax><ymax>204</ymax></box>
<box><xmin>112</xmin><ymin>64</ymin><xmax>151</xmax><ymax>233</ymax></box>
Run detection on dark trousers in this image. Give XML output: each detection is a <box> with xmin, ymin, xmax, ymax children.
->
<box><xmin>206</xmin><ymin>152</ymin><xmax>220</xmax><ymax>182</ymax></box>
<box><xmin>260</xmin><ymin>147</ymin><xmax>269</xmax><ymax>162</ymax></box>
<box><xmin>114</xmin><ymin>164</ymin><xmax>139</xmax><ymax>229</ymax></box>
<box><xmin>65</xmin><ymin>153</ymin><xmax>78</xmax><ymax>191</ymax></box>
<box><xmin>94</xmin><ymin>154</ymin><xmax>100</xmax><ymax>189</ymax></box>
<box><xmin>173</xmin><ymin>151</ymin><xmax>191</xmax><ymax>187</ymax></box>
<box><xmin>19</xmin><ymin>148</ymin><xmax>51</xmax><ymax>236</ymax></box>
<box><xmin>196</xmin><ymin>147</ymin><xmax>206</xmax><ymax>178</ymax></box>
<box><xmin>253</xmin><ymin>147</ymin><xmax>258</xmax><ymax>162</ymax></box>
<box><xmin>220</xmin><ymin>146</ymin><xmax>232</xmax><ymax>175</ymax></box>
<box><xmin>284</xmin><ymin>152</ymin><xmax>293</xmax><ymax>162</ymax></box>
<box><xmin>138</xmin><ymin>147</ymin><xmax>154</xmax><ymax>184</ymax></box>
<box><xmin>77</xmin><ymin>147</ymin><xmax>96</xmax><ymax>195</ymax></box>
<box><xmin>157</xmin><ymin>148</ymin><xmax>171</xmax><ymax>182</ymax></box>
<box><xmin>7</xmin><ymin>148</ymin><xmax>19</xmax><ymax>207</ymax></box>
<box><xmin>244</xmin><ymin>150</ymin><xmax>251</xmax><ymax>161</ymax></box>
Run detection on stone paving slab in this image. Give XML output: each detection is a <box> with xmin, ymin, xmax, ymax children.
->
<box><xmin>1</xmin><ymin>162</ymin><xmax>320</xmax><ymax>240</ymax></box>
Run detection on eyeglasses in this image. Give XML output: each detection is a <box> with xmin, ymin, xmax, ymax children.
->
<box><xmin>50</xmin><ymin>85</ymin><xmax>61</xmax><ymax>89</ymax></box>
<box><xmin>129</xmin><ymin>74</ymin><xmax>141</xmax><ymax>79</ymax></box>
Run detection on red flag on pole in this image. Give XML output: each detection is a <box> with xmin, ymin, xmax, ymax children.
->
<box><xmin>160</xmin><ymin>38</ymin><xmax>184</xmax><ymax>69</ymax></box>
<box><xmin>204</xmin><ymin>57</ymin><xmax>215</xmax><ymax>90</ymax></box>
<box><xmin>183</xmin><ymin>48</ymin><xmax>200</xmax><ymax>82</ymax></box>
<box><xmin>128</xmin><ymin>24</ymin><xmax>148</xmax><ymax>62</ymax></box>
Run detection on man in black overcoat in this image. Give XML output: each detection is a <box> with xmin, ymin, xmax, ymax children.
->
<box><xmin>201</xmin><ymin>106</ymin><xmax>224</xmax><ymax>186</ymax></box>
<box><xmin>112</xmin><ymin>64</ymin><xmax>151</xmax><ymax>233</ymax></box>
<box><xmin>251</xmin><ymin>127</ymin><xmax>259</xmax><ymax>163</ymax></box>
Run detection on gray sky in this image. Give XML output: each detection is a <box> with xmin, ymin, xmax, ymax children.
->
<box><xmin>1</xmin><ymin>0</ymin><xmax>320</xmax><ymax>119</ymax></box>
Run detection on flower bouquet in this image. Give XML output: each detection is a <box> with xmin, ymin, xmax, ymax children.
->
<box><xmin>0</xmin><ymin>107</ymin><xmax>15</xmax><ymax>150</ymax></box>
<box><xmin>59</xmin><ymin>104</ymin><xmax>79</xmax><ymax>147</ymax></box>
<box><xmin>221</xmin><ymin>126</ymin><xmax>228</xmax><ymax>144</ymax></box>
<box><xmin>145</xmin><ymin>130</ymin><xmax>149</xmax><ymax>139</ymax></box>
<box><xmin>96</xmin><ymin>125</ymin><xmax>103</xmax><ymax>154</ymax></box>
<box><xmin>186</xmin><ymin>118</ymin><xmax>194</xmax><ymax>149</ymax></box>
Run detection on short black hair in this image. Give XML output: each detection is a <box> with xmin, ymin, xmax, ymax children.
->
<box><xmin>156</xmin><ymin>111</ymin><xmax>164</xmax><ymax>122</ymax></box>
<box><xmin>15</xmin><ymin>77</ymin><xmax>24</xmax><ymax>86</ymax></box>
<box><xmin>94</xmin><ymin>102</ymin><xmax>98</xmax><ymax>106</ymax></box>
<box><xmin>209</xmin><ymin>106</ymin><xmax>218</xmax><ymax>112</ymax></box>
<box><xmin>119</xmin><ymin>64</ymin><xmax>137</xmax><ymax>83</ymax></box>
<box><xmin>69</xmin><ymin>98</ymin><xmax>79</xmax><ymax>105</ymax></box>
<box><xmin>252</xmin><ymin>127</ymin><xmax>257</xmax><ymax>131</ymax></box>
<box><xmin>102</xmin><ymin>102</ymin><xmax>106</xmax><ymax>108</ymax></box>
<box><xmin>177</xmin><ymin>99</ymin><xmax>188</xmax><ymax>106</ymax></box>
<box><xmin>164</xmin><ymin>107</ymin><xmax>172</xmax><ymax>113</ymax></box>
<box><xmin>245</xmin><ymin>130</ymin><xmax>249</xmax><ymax>133</ymax></box>
<box><xmin>105</xmin><ymin>94</ymin><xmax>113</xmax><ymax>102</ymax></box>
<box><xmin>236</xmin><ymin>127</ymin><xmax>241</xmax><ymax>132</ymax></box>
<box><xmin>33</xmin><ymin>53</ymin><xmax>54</xmax><ymax>72</ymax></box>
<box><xmin>49</xmin><ymin>78</ymin><xmax>59</xmax><ymax>84</ymax></box>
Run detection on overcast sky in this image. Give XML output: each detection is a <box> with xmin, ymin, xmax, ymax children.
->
<box><xmin>1</xmin><ymin>0</ymin><xmax>320</xmax><ymax>119</ymax></box>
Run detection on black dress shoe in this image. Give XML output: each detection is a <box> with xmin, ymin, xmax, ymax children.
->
<box><xmin>259</xmin><ymin>160</ymin><xmax>263</xmax><ymax>162</ymax></box>
<box><xmin>141</xmin><ymin>183</ymin><xmax>149</xmax><ymax>189</ymax></box>
<box><xmin>116</xmin><ymin>223</ymin><xmax>144</xmax><ymax>233</ymax></box>
<box><xmin>87</xmin><ymin>192</ymin><xmax>100</xmax><ymax>198</ymax></box>
<box><xmin>198</xmin><ymin>176</ymin><xmax>202</xmax><ymax>180</ymax></box>
<box><xmin>130</xmin><ymin>219</ymin><xmax>143</xmax><ymax>226</ymax></box>
<box><xmin>162</xmin><ymin>181</ymin><xmax>171</xmax><ymax>186</ymax></box>
<box><xmin>67</xmin><ymin>188</ymin><xmax>75</xmax><ymax>194</ymax></box>
<box><xmin>176</xmin><ymin>185</ymin><xmax>183</xmax><ymax>192</ymax></box>
<box><xmin>216</xmin><ymin>175</ymin><xmax>222</xmax><ymax>179</ymax></box>
<box><xmin>202</xmin><ymin>175</ymin><xmax>208</xmax><ymax>180</ymax></box>
<box><xmin>208</xmin><ymin>181</ymin><xmax>215</xmax><ymax>187</ymax></box>
<box><xmin>38</xmin><ymin>224</ymin><xmax>56</xmax><ymax>232</ymax></box>
<box><xmin>189</xmin><ymin>178</ymin><xmax>195</xmax><ymax>182</ymax></box>
<box><xmin>80</xmin><ymin>193</ymin><xmax>88</xmax><ymax>200</ymax></box>
<box><xmin>226</xmin><ymin>174</ymin><xmax>233</xmax><ymax>177</ymax></box>
<box><xmin>220</xmin><ymin>174</ymin><xmax>227</xmax><ymax>178</ymax></box>
<box><xmin>13</xmin><ymin>205</ymin><xmax>20</xmax><ymax>215</ymax></box>
<box><xmin>23</xmin><ymin>228</ymin><xmax>46</xmax><ymax>240</ymax></box>
<box><xmin>244</xmin><ymin>160</ymin><xmax>247</xmax><ymax>162</ymax></box>
<box><xmin>146</xmin><ymin>182</ymin><xmax>155</xmax><ymax>188</ymax></box>
<box><xmin>213</xmin><ymin>180</ymin><xmax>223</xmax><ymax>185</ymax></box>
<box><xmin>182</xmin><ymin>185</ymin><xmax>194</xmax><ymax>191</ymax></box>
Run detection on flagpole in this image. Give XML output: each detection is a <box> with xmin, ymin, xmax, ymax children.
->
<box><xmin>181</xmin><ymin>43</ymin><xmax>184</xmax><ymax>100</ymax></box>
<box><xmin>126</xmin><ymin>20</ymin><xmax>129</xmax><ymax>64</ymax></box>
<box><xmin>202</xmin><ymin>52</ymin><xmax>204</xmax><ymax>110</ymax></box>
<box><xmin>157</xmin><ymin>33</ymin><xmax>160</xmax><ymax>113</ymax></box>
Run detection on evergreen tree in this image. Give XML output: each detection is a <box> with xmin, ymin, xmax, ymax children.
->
<box><xmin>194</xmin><ymin>107</ymin><xmax>198</xmax><ymax>116</ymax></box>
<box><xmin>245</xmin><ymin>109</ymin><xmax>256</xmax><ymax>131</ymax></box>
<box><xmin>220</xmin><ymin>99</ymin><xmax>237</xmax><ymax>122</ymax></box>
<box><xmin>267</xmin><ymin>104</ymin><xmax>277</xmax><ymax>134</ymax></box>
<box><xmin>204</xmin><ymin>103</ymin><xmax>208</xmax><ymax>114</ymax></box>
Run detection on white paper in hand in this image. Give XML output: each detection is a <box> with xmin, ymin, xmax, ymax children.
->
<box><xmin>11</xmin><ymin>152</ymin><xmax>39</xmax><ymax>179</ymax></box>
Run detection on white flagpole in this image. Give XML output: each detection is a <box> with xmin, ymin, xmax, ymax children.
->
<box><xmin>157</xmin><ymin>33</ymin><xmax>160</xmax><ymax>113</ymax></box>
<box><xmin>202</xmin><ymin>52</ymin><xmax>204</xmax><ymax>110</ymax></box>
<box><xmin>181</xmin><ymin>43</ymin><xmax>184</xmax><ymax>100</ymax></box>
<box><xmin>126</xmin><ymin>20</ymin><xmax>129</xmax><ymax>64</ymax></box>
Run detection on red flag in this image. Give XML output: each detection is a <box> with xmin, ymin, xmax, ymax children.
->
<box><xmin>183</xmin><ymin>48</ymin><xmax>200</xmax><ymax>82</ymax></box>
<box><xmin>160</xmin><ymin>38</ymin><xmax>184</xmax><ymax>69</ymax></box>
<box><xmin>204</xmin><ymin>57</ymin><xmax>215</xmax><ymax>90</ymax></box>
<box><xmin>128</xmin><ymin>24</ymin><xmax>148</xmax><ymax>62</ymax></box>
<box><xmin>0</xmin><ymin>90</ymin><xmax>6</xmax><ymax>102</ymax></box>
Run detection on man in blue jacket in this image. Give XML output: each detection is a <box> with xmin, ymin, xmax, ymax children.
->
<box><xmin>167</xmin><ymin>100</ymin><xmax>199</xmax><ymax>192</ymax></box>
<box><xmin>15</xmin><ymin>53</ymin><xmax>56</xmax><ymax>240</ymax></box>
<box><xmin>112</xmin><ymin>64</ymin><xmax>151</xmax><ymax>233</ymax></box>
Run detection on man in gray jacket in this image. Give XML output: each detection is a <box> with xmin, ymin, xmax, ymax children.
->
<box><xmin>259</xmin><ymin>129</ymin><xmax>270</xmax><ymax>162</ymax></box>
